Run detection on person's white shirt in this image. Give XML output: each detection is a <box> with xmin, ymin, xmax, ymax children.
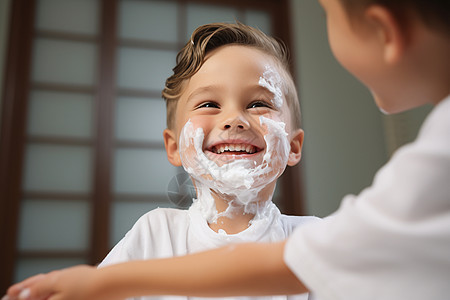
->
<box><xmin>284</xmin><ymin>95</ymin><xmax>450</xmax><ymax>300</ymax></box>
<box><xmin>100</xmin><ymin>200</ymin><xmax>319</xmax><ymax>300</ymax></box>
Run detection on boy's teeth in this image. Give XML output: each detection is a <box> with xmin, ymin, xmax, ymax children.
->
<box><xmin>214</xmin><ymin>144</ymin><xmax>256</xmax><ymax>154</ymax></box>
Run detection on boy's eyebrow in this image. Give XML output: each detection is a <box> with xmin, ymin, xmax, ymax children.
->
<box><xmin>186</xmin><ymin>85</ymin><xmax>222</xmax><ymax>104</ymax></box>
<box><xmin>186</xmin><ymin>84</ymin><xmax>276</xmax><ymax>104</ymax></box>
<box><xmin>253</xmin><ymin>85</ymin><xmax>275</xmax><ymax>97</ymax></box>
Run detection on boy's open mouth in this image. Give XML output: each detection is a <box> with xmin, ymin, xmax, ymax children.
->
<box><xmin>206</xmin><ymin>142</ymin><xmax>263</xmax><ymax>156</ymax></box>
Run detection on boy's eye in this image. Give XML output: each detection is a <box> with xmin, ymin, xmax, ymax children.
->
<box><xmin>247</xmin><ymin>100</ymin><xmax>272</xmax><ymax>109</ymax></box>
<box><xmin>197</xmin><ymin>101</ymin><xmax>220</xmax><ymax>109</ymax></box>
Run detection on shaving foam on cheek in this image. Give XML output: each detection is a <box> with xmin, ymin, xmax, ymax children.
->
<box><xmin>179</xmin><ymin>117</ymin><xmax>290</xmax><ymax>223</ymax></box>
<box><xmin>258</xmin><ymin>65</ymin><xmax>284</xmax><ymax>109</ymax></box>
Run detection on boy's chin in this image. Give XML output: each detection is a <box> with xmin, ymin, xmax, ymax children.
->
<box><xmin>204</xmin><ymin>150</ymin><xmax>264</xmax><ymax>167</ymax></box>
<box><xmin>373</xmin><ymin>93</ymin><xmax>395</xmax><ymax>115</ymax></box>
<box><xmin>372</xmin><ymin>90</ymin><xmax>421</xmax><ymax>115</ymax></box>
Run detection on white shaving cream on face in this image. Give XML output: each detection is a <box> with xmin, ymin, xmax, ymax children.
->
<box><xmin>179</xmin><ymin>65</ymin><xmax>291</xmax><ymax>224</ymax></box>
<box><xmin>179</xmin><ymin>117</ymin><xmax>290</xmax><ymax>223</ymax></box>
<box><xmin>258</xmin><ymin>65</ymin><xmax>284</xmax><ymax>109</ymax></box>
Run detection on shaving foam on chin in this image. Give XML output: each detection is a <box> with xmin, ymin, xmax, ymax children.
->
<box><xmin>179</xmin><ymin>116</ymin><xmax>290</xmax><ymax>223</ymax></box>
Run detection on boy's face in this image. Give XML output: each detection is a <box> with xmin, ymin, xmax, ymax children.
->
<box><xmin>164</xmin><ymin>45</ymin><xmax>303</xmax><ymax>189</ymax></box>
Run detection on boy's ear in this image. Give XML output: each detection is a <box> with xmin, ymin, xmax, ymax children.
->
<box><xmin>364</xmin><ymin>5</ymin><xmax>407</xmax><ymax>64</ymax></box>
<box><xmin>287</xmin><ymin>128</ymin><xmax>304</xmax><ymax>167</ymax></box>
<box><xmin>163</xmin><ymin>128</ymin><xmax>182</xmax><ymax>167</ymax></box>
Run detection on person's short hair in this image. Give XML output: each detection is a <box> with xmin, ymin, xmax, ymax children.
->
<box><xmin>338</xmin><ymin>0</ymin><xmax>450</xmax><ymax>35</ymax></box>
<box><xmin>162</xmin><ymin>22</ymin><xmax>301</xmax><ymax>130</ymax></box>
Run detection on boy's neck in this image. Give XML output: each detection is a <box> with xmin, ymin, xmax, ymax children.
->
<box><xmin>209</xmin><ymin>213</ymin><xmax>255</xmax><ymax>235</ymax></box>
<box><xmin>207</xmin><ymin>183</ymin><xmax>276</xmax><ymax>235</ymax></box>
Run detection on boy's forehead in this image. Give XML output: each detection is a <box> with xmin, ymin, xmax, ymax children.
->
<box><xmin>201</xmin><ymin>47</ymin><xmax>285</xmax><ymax>84</ymax></box>
<box><xmin>182</xmin><ymin>49</ymin><xmax>282</xmax><ymax>93</ymax></box>
<box><xmin>204</xmin><ymin>45</ymin><xmax>279</xmax><ymax>71</ymax></box>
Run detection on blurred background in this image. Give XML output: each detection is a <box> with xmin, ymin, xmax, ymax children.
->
<box><xmin>0</xmin><ymin>0</ymin><xmax>432</xmax><ymax>291</ymax></box>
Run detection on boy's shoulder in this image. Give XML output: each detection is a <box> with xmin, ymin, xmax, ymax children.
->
<box><xmin>133</xmin><ymin>207</ymin><xmax>191</xmax><ymax>229</ymax></box>
<box><xmin>102</xmin><ymin>207</ymin><xmax>192</xmax><ymax>263</ymax></box>
<box><xmin>278</xmin><ymin>214</ymin><xmax>322</xmax><ymax>232</ymax></box>
<box><xmin>420</xmin><ymin>94</ymin><xmax>450</xmax><ymax>138</ymax></box>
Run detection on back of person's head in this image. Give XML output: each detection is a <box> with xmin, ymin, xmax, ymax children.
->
<box><xmin>162</xmin><ymin>22</ymin><xmax>301</xmax><ymax>130</ymax></box>
<box><xmin>338</xmin><ymin>0</ymin><xmax>450</xmax><ymax>35</ymax></box>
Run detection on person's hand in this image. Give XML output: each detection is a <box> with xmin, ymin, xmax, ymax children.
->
<box><xmin>3</xmin><ymin>265</ymin><xmax>116</xmax><ymax>300</ymax></box>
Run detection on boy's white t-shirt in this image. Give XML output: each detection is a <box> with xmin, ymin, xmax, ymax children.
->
<box><xmin>284</xmin><ymin>95</ymin><xmax>450</xmax><ymax>300</ymax></box>
<box><xmin>100</xmin><ymin>200</ymin><xmax>319</xmax><ymax>300</ymax></box>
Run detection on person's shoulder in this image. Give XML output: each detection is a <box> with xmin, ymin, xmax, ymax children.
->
<box><xmin>279</xmin><ymin>214</ymin><xmax>322</xmax><ymax>231</ymax></box>
<box><xmin>129</xmin><ymin>207</ymin><xmax>190</xmax><ymax>232</ymax></box>
<box><xmin>419</xmin><ymin>95</ymin><xmax>450</xmax><ymax>139</ymax></box>
<box><xmin>138</xmin><ymin>207</ymin><xmax>189</xmax><ymax>222</ymax></box>
<box><xmin>280</xmin><ymin>214</ymin><xmax>322</xmax><ymax>223</ymax></box>
<box><xmin>109</xmin><ymin>207</ymin><xmax>191</xmax><ymax>261</ymax></box>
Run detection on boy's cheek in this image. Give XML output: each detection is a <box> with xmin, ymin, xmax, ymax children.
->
<box><xmin>260</xmin><ymin>111</ymin><xmax>286</xmax><ymax>128</ymax></box>
<box><xmin>184</xmin><ymin>116</ymin><xmax>209</xmax><ymax>130</ymax></box>
<box><xmin>176</xmin><ymin>117</ymin><xmax>207</xmax><ymax>143</ymax></box>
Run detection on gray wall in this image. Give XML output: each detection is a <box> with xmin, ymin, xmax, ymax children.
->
<box><xmin>290</xmin><ymin>0</ymin><xmax>388</xmax><ymax>217</ymax></box>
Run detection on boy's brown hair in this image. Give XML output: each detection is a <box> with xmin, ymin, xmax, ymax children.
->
<box><xmin>162</xmin><ymin>22</ymin><xmax>301</xmax><ymax>130</ymax></box>
<box><xmin>338</xmin><ymin>0</ymin><xmax>450</xmax><ymax>35</ymax></box>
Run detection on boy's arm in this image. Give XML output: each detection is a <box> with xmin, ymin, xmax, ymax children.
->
<box><xmin>6</xmin><ymin>241</ymin><xmax>308</xmax><ymax>300</ymax></box>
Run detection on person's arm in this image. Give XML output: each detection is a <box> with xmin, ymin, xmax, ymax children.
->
<box><xmin>6</xmin><ymin>241</ymin><xmax>308</xmax><ymax>300</ymax></box>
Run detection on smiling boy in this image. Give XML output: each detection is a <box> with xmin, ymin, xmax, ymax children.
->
<box><xmin>93</xmin><ymin>23</ymin><xmax>315</xmax><ymax>300</ymax></box>
<box><xmin>162</xmin><ymin>43</ymin><xmax>304</xmax><ymax>232</ymax></box>
<box><xmin>5</xmin><ymin>0</ymin><xmax>450</xmax><ymax>299</ymax></box>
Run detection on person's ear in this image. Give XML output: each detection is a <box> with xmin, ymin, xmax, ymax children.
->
<box><xmin>364</xmin><ymin>5</ymin><xmax>407</xmax><ymax>64</ymax></box>
<box><xmin>287</xmin><ymin>128</ymin><xmax>304</xmax><ymax>167</ymax></box>
<box><xmin>163</xmin><ymin>128</ymin><xmax>182</xmax><ymax>167</ymax></box>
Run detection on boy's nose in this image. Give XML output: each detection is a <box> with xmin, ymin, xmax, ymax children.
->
<box><xmin>222</xmin><ymin>115</ymin><xmax>250</xmax><ymax>130</ymax></box>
